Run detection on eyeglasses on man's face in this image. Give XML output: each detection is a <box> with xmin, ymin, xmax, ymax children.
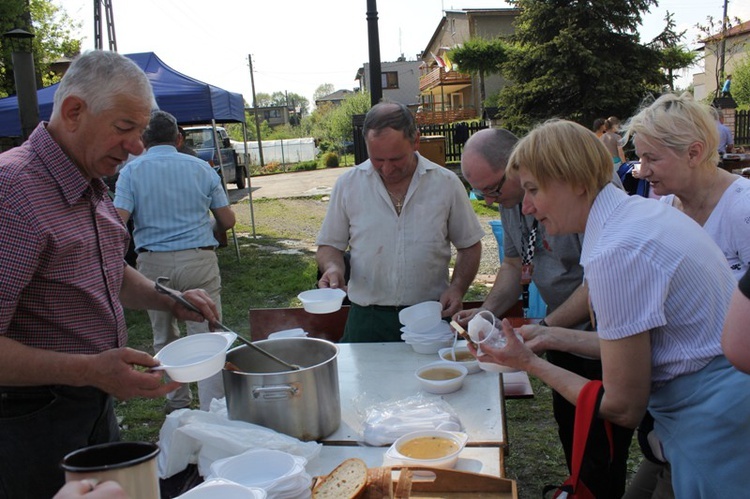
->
<box><xmin>471</xmin><ymin>172</ymin><xmax>507</xmax><ymax>199</ymax></box>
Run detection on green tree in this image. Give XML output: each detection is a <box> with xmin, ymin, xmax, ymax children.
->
<box><xmin>306</xmin><ymin>92</ymin><xmax>370</xmax><ymax>152</ymax></box>
<box><xmin>448</xmin><ymin>37</ymin><xmax>509</xmax><ymax>106</ymax></box>
<box><xmin>313</xmin><ymin>83</ymin><xmax>335</xmax><ymax>102</ymax></box>
<box><xmin>695</xmin><ymin>15</ymin><xmax>746</xmax><ymax>98</ymax></box>
<box><xmin>732</xmin><ymin>55</ymin><xmax>750</xmax><ymax>108</ymax></box>
<box><xmin>497</xmin><ymin>0</ymin><xmax>664</xmax><ymax>134</ymax></box>
<box><xmin>649</xmin><ymin>12</ymin><xmax>698</xmax><ymax>92</ymax></box>
<box><xmin>0</xmin><ymin>0</ymin><xmax>81</xmax><ymax>97</ymax></box>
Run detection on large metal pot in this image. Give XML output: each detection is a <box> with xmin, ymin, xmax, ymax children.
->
<box><xmin>222</xmin><ymin>337</ymin><xmax>340</xmax><ymax>441</ymax></box>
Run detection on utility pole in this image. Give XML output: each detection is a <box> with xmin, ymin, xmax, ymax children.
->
<box><xmin>719</xmin><ymin>0</ymin><xmax>728</xmax><ymax>82</ymax></box>
<box><xmin>248</xmin><ymin>54</ymin><xmax>264</xmax><ymax>167</ymax></box>
<box><xmin>366</xmin><ymin>0</ymin><xmax>383</xmax><ymax>106</ymax></box>
<box><xmin>93</xmin><ymin>0</ymin><xmax>117</xmax><ymax>51</ymax></box>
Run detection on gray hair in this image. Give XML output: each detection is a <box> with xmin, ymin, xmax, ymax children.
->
<box><xmin>462</xmin><ymin>128</ymin><xmax>518</xmax><ymax>172</ymax></box>
<box><xmin>621</xmin><ymin>92</ymin><xmax>719</xmax><ymax>169</ymax></box>
<box><xmin>143</xmin><ymin>110</ymin><xmax>179</xmax><ymax>147</ymax></box>
<box><xmin>363</xmin><ymin>101</ymin><xmax>417</xmax><ymax>142</ymax></box>
<box><xmin>51</xmin><ymin>50</ymin><xmax>155</xmax><ymax>119</ymax></box>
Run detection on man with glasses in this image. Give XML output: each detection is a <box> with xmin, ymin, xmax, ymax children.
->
<box><xmin>453</xmin><ymin>128</ymin><xmax>632</xmax><ymax>499</ymax></box>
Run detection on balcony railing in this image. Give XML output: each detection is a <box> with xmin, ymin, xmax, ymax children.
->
<box><xmin>419</xmin><ymin>67</ymin><xmax>472</xmax><ymax>92</ymax></box>
<box><xmin>415</xmin><ymin>109</ymin><xmax>478</xmax><ymax>126</ymax></box>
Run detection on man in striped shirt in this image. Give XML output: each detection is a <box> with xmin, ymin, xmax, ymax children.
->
<box><xmin>0</xmin><ymin>50</ymin><xmax>221</xmax><ymax>498</ymax></box>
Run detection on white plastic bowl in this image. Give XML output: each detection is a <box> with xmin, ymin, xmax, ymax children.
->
<box><xmin>405</xmin><ymin>337</ymin><xmax>455</xmax><ymax>355</ymax></box>
<box><xmin>438</xmin><ymin>346</ymin><xmax>481</xmax><ymax>374</ymax></box>
<box><xmin>297</xmin><ymin>288</ymin><xmax>347</xmax><ymax>314</ymax></box>
<box><xmin>153</xmin><ymin>332</ymin><xmax>237</xmax><ymax>383</ymax></box>
<box><xmin>268</xmin><ymin>328</ymin><xmax>308</xmax><ymax>339</ymax></box>
<box><xmin>415</xmin><ymin>360</ymin><xmax>468</xmax><ymax>394</ymax></box>
<box><xmin>208</xmin><ymin>449</ymin><xmax>306</xmax><ymax>490</ymax></box>
<box><xmin>176</xmin><ymin>479</ymin><xmax>267</xmax><ymax>499</ymax></box>
<box><xmin>399</xmin><ymin>301</ymin><xmax>443</xmax><ymax>332</ymax></box>
<box><xmin>385</xmin><ymin>430</ymin><xmax>469</xmax><ymax>469</ymax></box>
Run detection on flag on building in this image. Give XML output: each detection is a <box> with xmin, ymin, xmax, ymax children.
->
<box><xmin>431</xmin><ymin>51</ymin><xmax>446</xmax><ymax>68</ymax></box>
<box><xmin>443</xmin><ymin>53</ymin><xmax>453</xmax><ymax>72</ymax></box>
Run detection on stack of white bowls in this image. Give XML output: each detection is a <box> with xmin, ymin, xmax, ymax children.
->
<box><xmin>399</xmin><ymin>301</ymin><xmax>454</xmax><ymax>354</ymax></box>
<box><xmin>207</xmin><ymin>449</ymin><xmax>312</xmax><ymax>499</ymax></box>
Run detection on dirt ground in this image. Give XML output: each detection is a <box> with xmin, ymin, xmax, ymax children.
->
<box><xmin>229</xmin><ymin>195</ymin><xmax>502</xmax><ymax>281</ymax></box>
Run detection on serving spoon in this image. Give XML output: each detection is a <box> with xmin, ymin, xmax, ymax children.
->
<box><xmin>154</xmin><ymin>277</ymin><xmax>301</xmax><ymax>371</ymax></box>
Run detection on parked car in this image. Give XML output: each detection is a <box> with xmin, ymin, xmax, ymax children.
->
<box><xmin>182</xmin><ymin>126</ymin><xmax>248</xmax><ymax>189</ymax></box>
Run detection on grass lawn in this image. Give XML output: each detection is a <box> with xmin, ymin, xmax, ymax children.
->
<box><xmin>117</xmin><ymin>196</ymin><xmax>642</xmax><ymax>499</ymax></box>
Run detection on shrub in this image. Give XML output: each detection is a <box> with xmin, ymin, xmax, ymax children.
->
<box><xmin>292</xmin><ymin>161</ymin><xmax>318</xmax><ymax>172</ymax></box>
<box><xmin>324</xmin><ymin>152</ymin><xmax>340</xmax><ymax>168</ymax></box>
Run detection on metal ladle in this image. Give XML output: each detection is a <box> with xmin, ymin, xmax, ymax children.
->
<box><xmin>154</xmin><ymin>277</ymin><xmax>301</xmax><ymax>371</ymax></box>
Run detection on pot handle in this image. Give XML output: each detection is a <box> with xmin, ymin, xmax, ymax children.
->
<box><xmin>252</xmin><ymin>384</ymin><xmax>300</xmax><ymax>400</ymax></box>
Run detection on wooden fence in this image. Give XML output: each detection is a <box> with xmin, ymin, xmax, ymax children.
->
<box><xmin>736</xmin><ymin>110</ymin><xmax>750</xmax><ymax>146</ymax></box>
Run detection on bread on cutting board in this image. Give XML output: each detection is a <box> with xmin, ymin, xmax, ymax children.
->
<box><xmin>312</xmin><ymin>458</ymin><xmax>368</xmax><ymax>498</ymax></box>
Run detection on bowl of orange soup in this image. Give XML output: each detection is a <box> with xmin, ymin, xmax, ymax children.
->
<box><xmin>385</xmin><ymin>430</ymin><xmax>469</xmax><ymax>469</ymax></box>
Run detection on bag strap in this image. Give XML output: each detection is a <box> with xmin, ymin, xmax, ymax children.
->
<box><xmin>569</xmin><ymin>380</ymin><xmax>611</xmax><ymax>486</ymax></box>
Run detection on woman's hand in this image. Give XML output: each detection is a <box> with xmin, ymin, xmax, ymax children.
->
<box><xmin>468</xmin><ymin>318</ymin><xmax>536</xmax><ymax>371</ymax></box>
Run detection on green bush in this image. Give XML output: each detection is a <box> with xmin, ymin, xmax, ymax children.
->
<box><xmin>324</xmin><ymin>152</ymin><xmax>340</xmax><ymax>168</ymax></box>
<box><xmin>291</xmin><ymin>160</ymin><xmax>318</xmax><ymax>172</ymax></box>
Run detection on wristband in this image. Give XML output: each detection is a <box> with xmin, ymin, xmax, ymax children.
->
<box><xmin>539</xmin><ymin>318</ymin><xmax>548</xmax><ymax>327</ymax></box>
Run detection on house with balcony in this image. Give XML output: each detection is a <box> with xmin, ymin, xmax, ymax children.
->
<box><xmin>418</xmin><ymin>8</ymin><xmax>520</xmax><ymax>125</ymax></box>
<box><xmin>692</xmin><ymin>20</ymin><xmax>750</xmax><ymax>101</ymax></box>
<box><xmin>355</xmin><ymin>57</ymin><xmax>422</xmax><ymax>109</ymax></box>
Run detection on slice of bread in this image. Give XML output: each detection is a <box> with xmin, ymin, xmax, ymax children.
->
<box><xmin>394</xmin><ymin>468</ymin><xmax>413</xmax><ymax>498</ymax></box>
<box><xmin>362</xmin><ymin>466</ymin><xmax>394</xmax><ymax>499</ymax></box>
<box><xmin>312</xmin><ymin>458</ymin><xmax>368</xmax><ymax>499</ymax></box>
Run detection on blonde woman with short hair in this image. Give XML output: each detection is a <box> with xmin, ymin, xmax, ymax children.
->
<box><xmin>475</xmin><ymin>119</ymin><xmax>750</xmax><ymax>497</ymax></box>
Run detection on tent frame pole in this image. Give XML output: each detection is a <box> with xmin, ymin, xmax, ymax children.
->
<box><xmin>211</xmin><ymin>119</ymin><xmax>240</xmax><ymax>262</ymax></box>
<box><xmin>242</xmin><ymin>122</ymin><xmax>257</xmax><ymax>238</ymax></box>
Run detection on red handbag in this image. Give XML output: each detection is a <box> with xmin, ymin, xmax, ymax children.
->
<box><xmin>544</xmin><ymin>380</ymin><xmax>613</xmax><ymax>499</ymax></box>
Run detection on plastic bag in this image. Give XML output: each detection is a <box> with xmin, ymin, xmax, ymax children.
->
<box><xmin>357</xmin><ymin>393</ymin><xmax>463</xmax><ymax>446</ymax></box>
<box><xmin>158</xmin><ymin>398</ymin><xmax>321</xmax><ymax>478</ymax></box>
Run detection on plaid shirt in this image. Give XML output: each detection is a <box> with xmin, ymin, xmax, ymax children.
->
<box><xmin>0</xmin><ymin>124</ymin><xmax>129</xmax><ymax>354</ymax></box>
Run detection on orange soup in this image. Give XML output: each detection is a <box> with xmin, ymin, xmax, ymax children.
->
<box><xmin>398</xmin><ymin>436</ymin><xmax>459</xmax><ymax>459</ymax></box>
<box><xmin>419</xmin><ymin>367</ymin><xmax>461</xmax><ymax>381</ymax></box>
<box><xmin>441</xmin><ymin>350</ymin><xmax>475</xmax><ymax>362</ymax></box>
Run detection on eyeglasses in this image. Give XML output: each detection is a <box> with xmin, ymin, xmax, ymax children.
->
<box><xmin>471</xmin><ymin>172</ymin><xmax>507</xmax><ymax>199</ymax></box>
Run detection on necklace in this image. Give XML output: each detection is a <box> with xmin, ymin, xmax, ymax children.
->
<box><xmin>386</xmin><ymin>189</ymin><xmax>406</xmax><ymax>215</ymax></box>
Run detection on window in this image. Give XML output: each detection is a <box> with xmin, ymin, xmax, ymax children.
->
<box><xmin>263</xmin><ymin>109</ymin><xmax>281</xmax><ymax>120</ymax></box>
<box><xmin>381</xmin><ymin>72</ymin><xmax>399</xmax><ymax>89</ymax></box>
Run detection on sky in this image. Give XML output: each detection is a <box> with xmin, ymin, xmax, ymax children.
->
<box><xmin>55</xmin><ymin>0</ymin><xmax>750</xmax><ymax>107</ymax></box>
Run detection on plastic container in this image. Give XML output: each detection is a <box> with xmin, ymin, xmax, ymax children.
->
<box><xmin>153</xmin><ymin>332</ymin><xmax>237</xmax><ymax>383</ymax></box>
<box><xmin>208</xmin><ymin>449</ymin><xmax>306</xmax><ymax>489</ymax></box>
<box><xmin>399</xmin><ymin>301</ymin><xmax>443</xmax><ymax>332</ymax></box>
<box><xmin>297</xmin><ymin>288</ymin><xmax>347</xmax><ymax>314</ymax></box>
<box><xmin>438</xmin><ymin>346</ymin><xmax>481</xmax><ymax>374</ymax></box>
<box><xmin>405</xmin><ymin>337</ymin><xmax>455</xmax><ymax>355</ymax></box>
<box><xmin>415</xmin><ymin>361</ymin><xmax>468</xmax><ymax>394</ymax></box>
<box><xmin>385</xmin><ymin>430</ymin><xmax>469</xmax><ymax>469</ymax></box>
<box><xmin>175</xmin><ymin>479</ymin><xmax>266</xmax><ymax>498</ymax></box>
<box><xmin>488</xmin><ymin>220</ymin><xmax>504</xmax><ymax>263</ymax></box>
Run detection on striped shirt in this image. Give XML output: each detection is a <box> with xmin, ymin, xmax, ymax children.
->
<box><xmin>113</xmin><ymin>145</ymin><xmax>228</xmax><ymax>252</ymax></box>
<box><xmin>0</xmin><ymin>123</ymin><xmax>129</xmax><ymax>353</ymax></box>
<box><xmin>581</xmin><ymin>184</ymin><xmax>734</xmax><ymax>388</ymax></box>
